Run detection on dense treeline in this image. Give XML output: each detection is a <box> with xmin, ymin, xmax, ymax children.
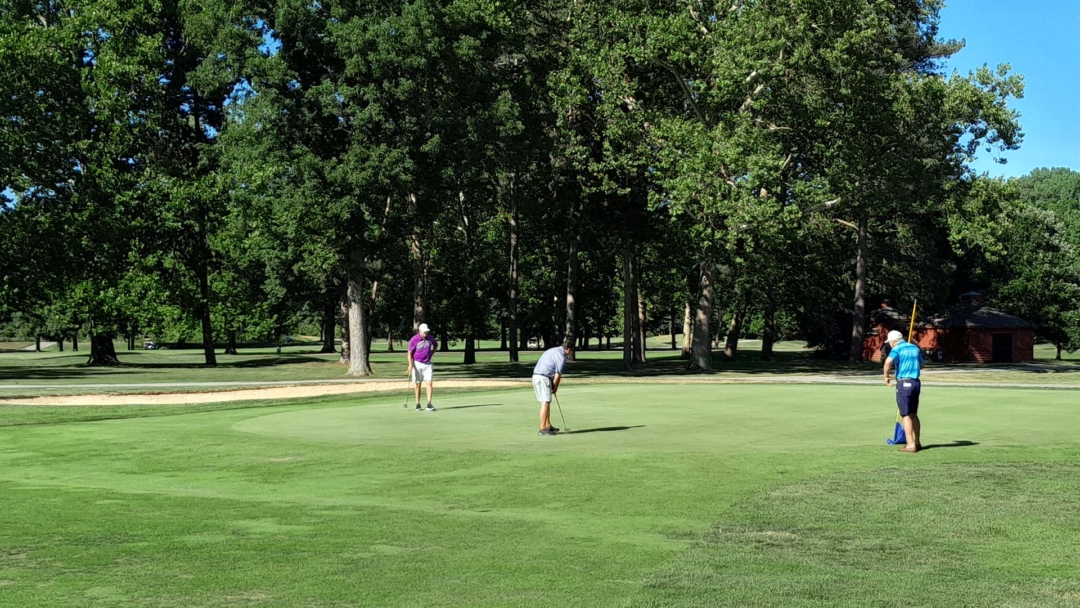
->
<box><xmin>2</xmin><ymin>0</ymin><xmax>1078</xmax><ymax>372</ymax></box>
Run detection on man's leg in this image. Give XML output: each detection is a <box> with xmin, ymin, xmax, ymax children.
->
<box><xmin>426</xmin><ymin>380</ymin><xmax>434</xmax><ymax>405</ymax></box>
<box><xmin>911</xmin><ymin>384</ymin><xmax>921</xmax><ymax>448</ymax></box>
<box><xmin>539</xmin><ymin>401</ymin><xmax>550</xmax><ymax>430</ymax></box>
<box><xmin>897</xmin><ymin>383</ymin><xmax>917</xmax><ymax>452</ymax></box>
<box><xmin>901</xmin><ymin>415</ymin><xmax>917</xmax><ymax>450</ymax></box>
<box><xmin>414</xmin><ymin>381</ymin><xmax>421</xmax><ymax>405</ymax></box>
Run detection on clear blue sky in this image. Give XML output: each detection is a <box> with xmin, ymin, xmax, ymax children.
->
<box><xmin>939</xmin><ymin>0</ymin><xmax>1080</xmax><ymax>178</ymax></box>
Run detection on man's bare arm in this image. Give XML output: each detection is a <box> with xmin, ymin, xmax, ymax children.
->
<box><xmin>883</xmin><ymin>358</ymin><xmax>894</xmax><ymax>386</ymax></box>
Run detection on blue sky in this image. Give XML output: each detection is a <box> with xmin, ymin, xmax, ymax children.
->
<box><xmin>939</xmin><ymin>0</ymin><xmax>1080</xmax><ymax>178</ymax></box>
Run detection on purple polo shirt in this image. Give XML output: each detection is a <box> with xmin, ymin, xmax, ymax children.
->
<box><xmin>409</xmin><ymin>333</ymin><xmax>436</xmax><ymax>364</ymax></box>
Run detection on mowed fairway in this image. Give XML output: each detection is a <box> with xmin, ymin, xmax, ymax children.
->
<box><xmin>2</xmin><ymin>383</ymin><xmax>1079</xmax><ymax>607</ymax></box>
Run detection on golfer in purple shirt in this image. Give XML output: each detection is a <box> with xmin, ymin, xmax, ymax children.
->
<box><xmin>407</xmin><ymin>323</ymin><xmax>437</xmax><ymax>412</ymax></box>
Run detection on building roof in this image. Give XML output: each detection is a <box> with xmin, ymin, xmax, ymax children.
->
<box><xmin>869</xmin><ymin>306</ymin><xmax>908</xmax><ymax>325</ymax></box>
<box><xmin>923</xmin><ymin>303</ymin><xmax>1035</xmax><ymax>330</ymax></box>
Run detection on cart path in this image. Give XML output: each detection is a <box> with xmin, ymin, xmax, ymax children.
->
<box><xmin>2</xmin><ymin>373</ymin><xmax>1079</xmax><ymax>407</ymax></box>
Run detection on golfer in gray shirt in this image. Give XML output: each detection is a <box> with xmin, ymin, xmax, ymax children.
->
<box><xmin>532</xmin><ymin>341</ymin><xmax>573</xmax><ymax>436</ymax></box>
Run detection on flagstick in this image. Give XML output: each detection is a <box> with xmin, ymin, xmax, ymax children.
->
<box><xmin>907</xmin><ymin>299</ymin><xmax>918</xmax><ymax>342</ymax></box>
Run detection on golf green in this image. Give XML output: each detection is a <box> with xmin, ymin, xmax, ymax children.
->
<box><xmin>1</xmin><ymin>383</ymin><xmax>1078</xmax><ymax>607</ymax></box>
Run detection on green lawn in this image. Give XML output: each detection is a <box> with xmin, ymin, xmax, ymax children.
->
<box><xmin>2</xmin><ymin>383</ymin><xmax>1079</xmax><ymax>606</ymax></box>
<box><xmin>2</xmin><ymin>337</ymin><xmax>1079</xmax><ymax>397</ymax></box>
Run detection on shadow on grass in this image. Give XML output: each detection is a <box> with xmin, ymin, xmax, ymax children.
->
<box><xmin>565</xmin><ymin>425</ymin><xmax>645</xmax><ymax>435</ymax></box>
<box><xmin>0</xmin><ymin>353</ymin><xmax>337</xmax><ymax>382</ymax></box>
<box><xmin>0</xmin><ymin>367</ymin><xmax>150</xmax><ymax>382</ymax></box>
<box><xmin>920</xmin><ymin>440</ymin><xmax>979</xmax><ymax>450</ymax></box>
<box><xmin>425</xmin><ymin>351</ymin><xmax>882</xmax><ymax>380</ymax></box>
<box><xmin>119</xmin><ymin>355</ymin><xmax>333</xmax><ymax>370</ymax></box>
<box><xmin>424</xmin><ymin>350</ymin><xmax>1080</xmax><ymax>380</ymax></box>
<box><xmin>442</xmin><ymin>403</ymin><xmax>505</xmax><ymax>410</ymax></box>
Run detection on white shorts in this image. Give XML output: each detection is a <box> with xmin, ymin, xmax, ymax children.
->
<box><xmin>532</xmin><ymin>375</ymin><xmax>553</xmax><ymax>403</ymax></box>
<box><xmin>411</xmin><ymin>361</ymin><xmax>433</xmax><ymax>384</ymax></box>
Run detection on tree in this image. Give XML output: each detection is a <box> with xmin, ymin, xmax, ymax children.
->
<box><xmin>953</xmin><ymin>177</ymin><xmax>1080</xmax><ymax>360</ymax></box>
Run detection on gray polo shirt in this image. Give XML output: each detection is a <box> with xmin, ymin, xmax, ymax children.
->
<box><xmin>533</xmin><ymin>346</ymin><xmax>566</xmax><ymax>379</ymax></box>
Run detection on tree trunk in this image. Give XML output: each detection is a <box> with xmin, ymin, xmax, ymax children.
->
<box><xmin>549</xmin><ymin>294</ymin><xmax>559</xmax><ymax>348</ymax></box>
<box><xmin>761</xmin><ymin>306</ymin><xmax>776</xmax><ymax>361</ymax></box>
<box><xmin>35</xmin><ymin>335</ymin><xmax>40</xmax><ymax>352</ymax></box>
<box><xmin>724</xmin><ymin>308</ymin><xmax>743</xmax><ymax>360</ymax></box>
<box><xmin>636</xmin><ymin>284</ymin><xmax>647</xmax><ymax>364</ymax></box>
<box><xmin>87</xmin><ymin>334</ymin><xmax>119</xmax><ymax>366</ymax></box>
<box><xmin>622</xmin><ymin>244</ymin><xmax>635</xmax><ymax>370</ymax></box>
<box><xmin>500</xmin><ymin>321</ymin><xmax>507</xmax><ymax>350</ymax></box>
<box><xmin>440</xmin><ymin>329</ymin><xmax>449</xmax><ymax>352</ymax></box>
<box><xmin>670</xmin><ymin>311</ymin><xmax>677</xmax><ymax>349</ymax></box>
<box><xmin>196</xmin><ymin>261</ymin><xmax>217</xmax><ymax>366</ymax></box>
<box><xmin>1056</xmin><ymin>343</ymin><xmax>1063</xmax><ymax>361</ymax></box>
<box><xmin>339</xmin><ymin>298</ymin><xmax>351</xmax><ymax>364</ymax></box>
<box><xmin>225</xmin><ymin>330</ymin><xmax>238</xmax><ymax>355</ymax></box>
<box><xmin>849</xmin><ymin>212</ymin><xmax>869</xmax><ymax>361</ymax></box>
<box><xmin>464</xmin><ymin>335</ymin><xmax>476</xmax><ymax>364</ymax></box>
<box><xmin>520</xmin><ymin>329</ymin><xmax>528</xmax><ymax>351</ymax></box>
<box><xmin>508</xmin><ymin>192</ymin><xmax>520</xmax><ymax>363</ymax></box>
<box><xmin>346</xmin><ymin>272</ymin><xmax>373</xmax><ymax>377</ymax></box>
<box><xmin>606</xmin><ymin>335</ymin><xmax>611</xmax><ymax>350</ymax></box>
<box><xmin>72</xmin><ymin>332</ymin><xmax>79</xmax><ymax>352</ymax></box>
<box><xmin>681</xmin><ymin>301</ymin><xmax>693</xmax><ymax>359</ymax></box>
<box><xmin>714</xmin><ymin>306</ymin><xmax>726</xmax><ymax>349</ymax></box>
<box><xmin>411</xmin><ymin>233</ymin><xmax>426</xmax><ymax>331</ymax></box>
<box><xmin>687</xmin><ymin>261</ymin><xmax>714</xmax><ymax>372</ymax></box>
<box><xmin>565</xmin><ymin>232</ymin><xmax>579</xmax><ymax>361</ymax></box>
<box><xmin>58</xmin><ymin>338</ymin><xmax>64</xmax><ymax>352</ymax></box>
<box><xmin>387</xmin><ymin>328</ymin><xmax>394</xmax><ymax>353</ymax></box>
<box><xmin>320</xmin><ymin>296</ymin><xmax>337</xmax><ymax>353</ymax></box>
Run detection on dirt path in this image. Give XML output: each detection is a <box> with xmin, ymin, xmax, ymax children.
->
<box><xmin>1</xmin><ymin>379</ymin><xmax>528</xmax><ymax>407</ymax></box>
<box><xmin>3</xmin><ymin>373</ymin><xmax>1079</xmax><ymax>407</ymax></box>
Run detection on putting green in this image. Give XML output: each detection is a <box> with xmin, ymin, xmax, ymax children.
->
<box><xmin>1</xmin><ymin>383</ymin><xmax>1078</xmax><ymax>607</ymax></box>
<box><xmin>232</xmin><ymin>383</ymin><xmax>1080</xmax><ymax>452</ymax></box>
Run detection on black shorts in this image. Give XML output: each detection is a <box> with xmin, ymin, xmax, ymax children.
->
<box><xmin>895</xmin><ymin>378</ymin><xmax>921</xmax><ymax>416</ymax></box>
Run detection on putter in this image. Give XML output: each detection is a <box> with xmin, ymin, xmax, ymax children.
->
<box><xmin>403</xmin><ymin>377</ymin><xmax>411</xmax><ymax>409</ymax></box>
<box><xmin>553</xmin><ymin>392</ymin><xmax>570</xmax><ymax>433</ymax></box>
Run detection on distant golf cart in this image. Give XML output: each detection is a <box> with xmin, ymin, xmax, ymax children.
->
<box><xmin>527</xmin><ymin>338</ymin><xmax>539</xmax><ymax>349</ymax></box>
<box><xmin>142</xmin><ymin>340</ymin><xmax>160</xmax><ymax>350</ymax></box>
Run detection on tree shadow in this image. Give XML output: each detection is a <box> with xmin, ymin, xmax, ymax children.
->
<box><xmin>920</xmin><ymin>440</ymin><xmax>979</xmax><ymax>450</ymax></box>
<box><xmin>423</xmin><ymin>351</ymin><xmax>886</xmax><ymax>380</ymax></box>
<box><xmin>564</xmin><ymin>425</ymin><xmax>645</xmax><ymax>435</ymax></box>
<box><xmin>442</xmin><ymin>403</ymin><xmax>504</xmax><ymax>410</ymax></box>
<box><xmin>118</xmin><ymin>355</ymin><xmax>333</xmax><ymax>370</ymax></box>
<box><xmin>0</xmin><ymin>367</ymin><xmax>149</xmax><ymax>382</ymax></box>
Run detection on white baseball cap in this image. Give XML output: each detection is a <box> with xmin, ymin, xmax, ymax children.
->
<box><xmin>887</xmin><ymin>330</ymin><xmax>904</xmax><ymax>343</ymax></box>
<box><xmin>418</xmin><ymin>323</ymin><xmax>431</xmax><ymax>334</ymax></box>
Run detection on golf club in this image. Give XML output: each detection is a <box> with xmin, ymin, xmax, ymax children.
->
<box><xmin>553</xmin><ymin>392</ymin><xmax>570</xmax><ymax>433</ymax></box>
<box><xmin>403</xmin><ymin>377</ymin><xmax>411</xmax><ymax>409</ymax></box>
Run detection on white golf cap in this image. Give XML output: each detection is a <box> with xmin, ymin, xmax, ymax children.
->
<box><xmin>418</xmin><ymin>323</ymin><xmax>431</xmax><ymax>334</ymax></box>
<box><xmin>887</xmin><ymin>330</ymin><xmax>904</xmax><ymax>343</ymax></box>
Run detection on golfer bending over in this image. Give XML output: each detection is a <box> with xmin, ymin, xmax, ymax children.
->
<box><xmin>884</xmin><ymin>330</ymin><xmax>923</xmax><ymax>452</ymax></box>
<box><xmin>533</xmin><ymin>341</ymin><xmax>573</xmax><ymax>436</ymax></box>
<box><xmin>407</xmin><ymin>323</ymin><xmax>437</xmax><ymax>412</ymax></box>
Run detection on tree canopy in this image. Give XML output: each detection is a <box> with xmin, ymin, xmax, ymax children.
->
<box><xmin>4</xmin><ymin>0</ymin><xmax>1075</xmax><ymax>371</ymax></box>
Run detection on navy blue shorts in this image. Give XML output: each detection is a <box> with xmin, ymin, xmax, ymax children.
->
<box><xmin>895</xmin><ymin>378</ymin><xmax>921</xmax><ymax>416</ymax></box>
